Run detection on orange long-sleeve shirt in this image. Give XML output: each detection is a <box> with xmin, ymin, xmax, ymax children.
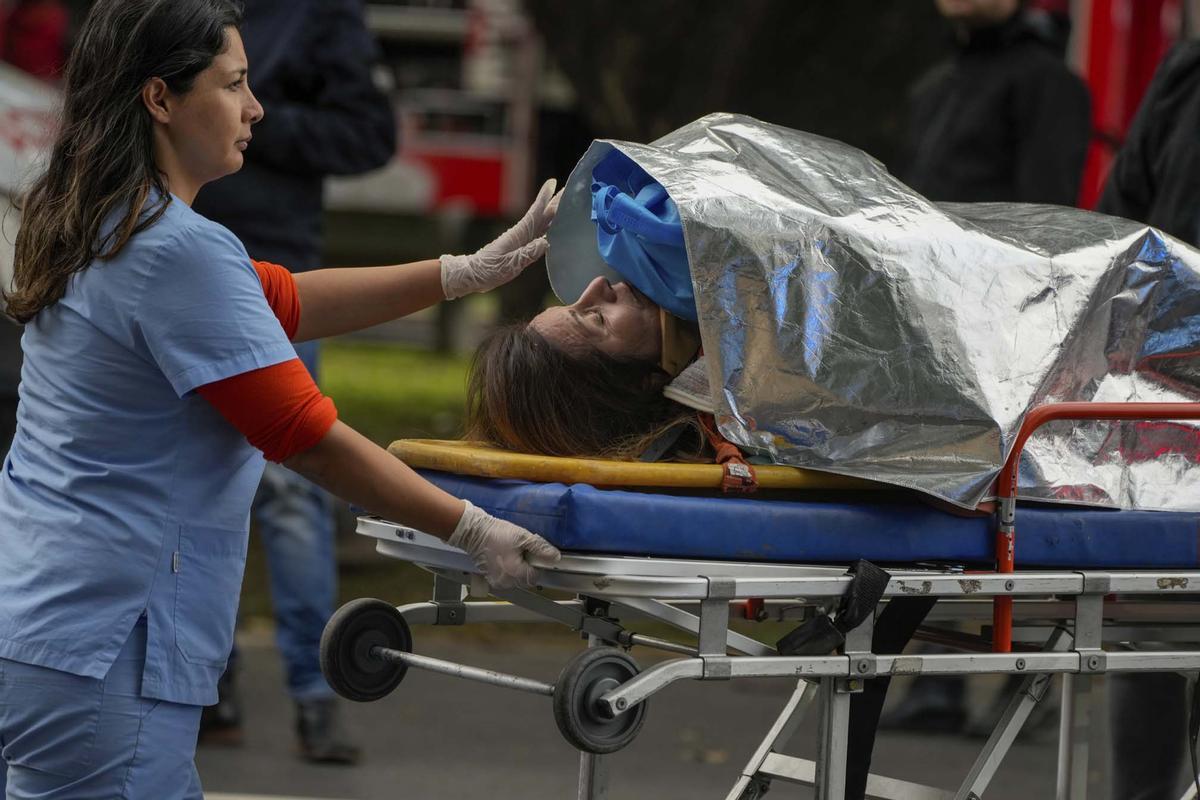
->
<box><xmin>195</xmin><ymin>260</ymin><xmax>336</xmax><ymax>462</ymax></box>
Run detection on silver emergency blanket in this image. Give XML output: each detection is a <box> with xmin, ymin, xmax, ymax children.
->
<box><xmin>547</xmin><ymin>113</ymin><xmax>1200</xmax><ymax>511</ymax></box>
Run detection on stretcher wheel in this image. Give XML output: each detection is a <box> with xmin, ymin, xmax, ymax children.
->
<box><xmin>320</xmin><ymin>598</ymin><xmax>411</xmax><ymax>702</ymax></box>
<box><xmin>553</xmin><ymin>647</ymin><xmax>647</xmax><ymax>754</ymax></box>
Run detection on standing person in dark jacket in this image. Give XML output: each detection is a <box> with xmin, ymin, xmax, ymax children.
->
<box><xmin>1096</xmin><ymin>40</ymin><xmax>1200</xmax><ymax>800</ymax></box>
<box><xmin>901</xmin><ymin>0</ymin><xmax>1091</xmax><ymax>205</ymax></box>
<box><xmin>192</xmin><ymin>0</ymin><xmax>396</xmax><ymax>765</ymax></box>
<box><xmin>885</xmin><ymin>0</ymin><xmax>1092</xmax><ymax>737</ymax></box>
<box><xmin>1097</xmin><ymin>41</ymin><xmax>1200</xmax><ymax>244</ymax></box>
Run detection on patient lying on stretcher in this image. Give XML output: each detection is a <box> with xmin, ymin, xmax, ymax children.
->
<box><xmin>463</xmin><ymin>143</ymin><xmax>951</xmax><ymax>800</ymax></box>
<box><xmin>466</xmin><ymin>274</ymin><xmax>708</xmax><ymax>462</ymax></box>
<box><xmin>466</xmin><ymin>142</ymin><xmax>721</xmax><ymax>461</ymax></box>
<box><xmin>466</xmin><ymin>120</ymin><xmax>1200</xmax><ymax>514</ymax></box>
<box><xmin>462</xmin><ymin>118</ymin><xmax>1200</xmax><ymax>800</ymax></box>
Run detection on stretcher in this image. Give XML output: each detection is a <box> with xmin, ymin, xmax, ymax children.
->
<box><xmin>321</xmin><ymin>403</ymin><xmax>1200</xmax><ymax>799</ymax></box>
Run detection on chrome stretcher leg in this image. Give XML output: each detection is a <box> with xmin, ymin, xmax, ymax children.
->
<box><xmin>1057</xmin><ymin>592</ymin><xmax>1103</xmax><ymax>800</ymax></box>
<box><xmin>815</xmin><ymin>676</ymin><xmax>853</xmax><ymax>800</ymax></box>
<box><xmin>723</xmin><ymin>597</ymin><xmax>943</xmax><ymax>800</ymax></box>
<box><xmin>814</xmin><ymin>616</ymin><xmax>877</xmax><ymax>800</ymax></box>
<box><xmin>1055</xmin><ymin>673</ymin><xmax>1093</xmax><ymax>800</ymax></box>
<box><xmin>724</xmin><ymin>679</ymin><xmax>816</xmax><ymax>800</ymax></box>
<box><xmin>953</xmin><ymin>627</ymin><xmax>1070</xmax><ymax>800</ymax></box>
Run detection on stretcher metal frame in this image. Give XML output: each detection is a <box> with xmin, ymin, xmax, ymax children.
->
<box><xmin>323</xmin><ymin>403</ymin><xmax>1200</xmax><ymax>799</ymax></box>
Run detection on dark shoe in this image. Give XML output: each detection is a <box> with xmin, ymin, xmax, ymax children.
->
<box><xmin>198</xmin><ymin>666</ymin><xmax>244</xmax><ymax>747</ymax></box>
<box><xmin>296</xmin><ymin>697</ymin><xmax>361</xmax><ymax>765</ymax></box>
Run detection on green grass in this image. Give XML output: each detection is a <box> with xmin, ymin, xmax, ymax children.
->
<box><xmin>320</xmin><ymin>337</ymin><xmax>471</xmax><ymax>445</ymax></box>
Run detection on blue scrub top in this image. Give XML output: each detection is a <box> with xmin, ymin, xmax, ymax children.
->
<box><xmin>0</xmin><ymin>195</ymin><xmax>296</xmax><ymax>706</ymax></box>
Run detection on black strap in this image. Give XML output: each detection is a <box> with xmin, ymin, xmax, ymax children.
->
<box><xmin>776</xmin><ymin>614</ymin><xmax>845</xmax><ymax>656</ymax></box>
<box><xmin>834</xmin><ymin>561</ymin><xmax>891</xmax><ymax>634</ymax></box>
<box><xmin>777</xmin><ymin>560</ymin><xmax>892</xmax><ymax>656</ymax></box>
<box><xmin>1190</xmin><ymin>676</ymin><xmax>1200</xmax><ymax>798</ymax></box>
<box><xmin>845</xmin><ymin>596</ymin><xmax>939</xmax><ymax>800</ymax></box>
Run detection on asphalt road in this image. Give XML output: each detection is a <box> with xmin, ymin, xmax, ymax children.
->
<box><xmin>194</xmin><ymin>629</ymin><xmax>1127</xmax><ymax>800</ymax></box>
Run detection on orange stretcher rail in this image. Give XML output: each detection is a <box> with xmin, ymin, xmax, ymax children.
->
<box><xmin>991</xmin><ymin>402</ymin><xmax>1200</xmax><ymax>653</ymax></box>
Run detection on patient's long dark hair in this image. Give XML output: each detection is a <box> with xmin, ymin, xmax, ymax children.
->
<box><xmin>7</xmin><ymin>0</ymin><xmax>243</xmax><ymax>323</ymax></box>
<box><xmin>466</xmin><ymin>323</ymin><xmax>697</xmax><ymax>459</ymax></box>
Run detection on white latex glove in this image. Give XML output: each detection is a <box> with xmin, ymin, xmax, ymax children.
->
<box><xmin>440</xmin><ymin>178</ymin><xmax>561</xmax><ymax>299</ymax></box>
<box><xmin>447</xmin><ymin>500</ymin><xmax>562</xmax><ymax>589</ymax></box>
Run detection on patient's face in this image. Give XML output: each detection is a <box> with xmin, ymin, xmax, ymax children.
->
<box><xmin>529</xmin><ymin>276</ymin><xmax>662</xmax><ymax>361</ymax></box>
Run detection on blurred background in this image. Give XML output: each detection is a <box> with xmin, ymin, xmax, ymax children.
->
<box><xmin>2</xmin><ymin>1</ymin><xmax>1200</xmax><ymax>796</ymax></box>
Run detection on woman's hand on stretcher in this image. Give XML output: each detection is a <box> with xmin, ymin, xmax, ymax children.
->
<box><xmin>449</xmin><ymin>500</ymin><xmax>561</xmax><ymax>589</ymax></box>
<box><xmin>283</xmin><ymin>421</ymin><xmax>559</xmax><ymax>588</ymax></box>
<box><xmin>439</xmin><ymin>178</ymin><xmax>561</xmax><ymax>299</ymax></box>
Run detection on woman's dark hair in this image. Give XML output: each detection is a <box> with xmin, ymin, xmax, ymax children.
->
<box><xmin>466</xmin><ymin>323</ymin><xmax>699</xmax><ymax>459</ymax></box>
<box><xmin>7</xmin><ymin>0</ymin><xmax>243</xmax><ymax>323</ymax></box>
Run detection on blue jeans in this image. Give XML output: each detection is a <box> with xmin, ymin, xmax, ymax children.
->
<box><xmin>250</xmin><ymin>339</ymin><xmax>337</xmax><ymax>700</ymax></box>
<box><xmin>0</xmin><ymin>620</ymin><xmax>204</xmax><ymax>800</ymax></box>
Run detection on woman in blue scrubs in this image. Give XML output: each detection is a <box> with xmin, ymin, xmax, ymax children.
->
<box><xmin>0</xmin><ymin>1</ymin><xmax>558</xmax><ymax>796</ymax></box>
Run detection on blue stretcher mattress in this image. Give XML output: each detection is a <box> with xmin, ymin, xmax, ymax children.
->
<box><xmin>420</xmin><ymin>470</ymin><xmax>1200</xmax><ymax>569</ymax></box>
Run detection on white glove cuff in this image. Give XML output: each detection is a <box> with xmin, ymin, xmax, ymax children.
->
<box><xmin>439</xmin><ymin>254</ymin><xmax>470</xmax><ymax>300</ymax></box>
<box><xmin>448</xmin><ymin>499</ymin><xmax>482</xmax><ymax>548</ymax></box>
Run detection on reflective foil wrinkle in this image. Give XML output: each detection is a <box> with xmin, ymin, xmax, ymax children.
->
<box><xmin>549</xmin><ymin>113</ymin><xmax>1200</xmax><ymax>511</ymax></box>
